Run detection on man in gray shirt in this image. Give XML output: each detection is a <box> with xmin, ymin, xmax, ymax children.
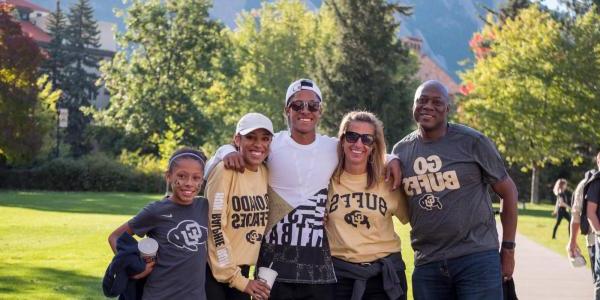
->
<box><xmin>392</xmin><ymin>80</ymin><xmax>518</xmax><ymax>300</ymax></box>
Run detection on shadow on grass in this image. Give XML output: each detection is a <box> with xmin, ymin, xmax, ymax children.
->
<box><xmin>0</xmin><ymin>266</ymin><xmax>105</xmax><ymax>300</ymax></box>
<box><xmin>0</xmin><ymin>190</ymin><xmax>158</xmax><ymax>215</ymax></box>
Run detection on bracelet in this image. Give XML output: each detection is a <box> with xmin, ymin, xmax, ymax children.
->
<box><xmin>501</xmin><ymin>241</ymin><xmax>516</xmax><ymax>250</ymax></box>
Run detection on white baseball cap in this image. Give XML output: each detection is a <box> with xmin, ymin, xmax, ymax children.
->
<box><xmin>285</xmin><ymin>79</ymin><xmax>322</xmax><ymax>106</ymax></box>
<box><xmin>236</xmin><ymin>113</ymin><xmax>274</xmax><ymax>136</ymax></box>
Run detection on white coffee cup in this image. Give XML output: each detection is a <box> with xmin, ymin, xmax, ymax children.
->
<box><xmin>570</xmin><ymin>254</ymin><xmax>586</xmax><ymax>268</ymax></box>
<box><xmin>138</xmin><ymin>237</ymin><xmax>158</xmax><ymax>262</ymax></box>
<box><xmin>258</xmin><ymin>267</ymin><xmax>278</xmax><ymax>288</ymax></box>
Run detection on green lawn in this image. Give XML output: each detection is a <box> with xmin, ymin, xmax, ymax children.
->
<box><xmin>515</xmin><ymin>203</ymin><xmax>592</xmax><ymax>263</ymax></box>
<box><xmin>0</xmin><ymin>191</ymin><xmax>157</xmax><ymax>300</ymax></box>
<box><xmin>0</xmin><ymin>190</ymin><xmax>415</xmax><ymax>299</ymax></box>
<box><xmin>3</xmin><ymin>191</ymin><xmax>577</xmax><ymax>300</ymax></box>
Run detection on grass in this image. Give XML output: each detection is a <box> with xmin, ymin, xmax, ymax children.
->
<box><xmin>0</xmin><ymin>191</ymin><xmax>157</xmax><ymax>300</ymax></box>
<box><xmin>514</xmin><ymin>202</ymin><xmax>592</xmax><ymax>263</ymax></box>
<box><xmin>0</xmin><ymin>190</ymin><xmax>415</xmax><ymax>299</ymax></box>
<box><xmin>1</xmin><ymin>190</ymin><xmax>575</xmax><ymax>300</ymax></box>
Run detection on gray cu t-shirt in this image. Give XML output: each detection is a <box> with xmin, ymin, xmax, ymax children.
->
<box><xmin>129</xmin><ymin>197</ymin><xmax>209</xmax><ymax>300</ymax></box>
<box><xmin>392</xmin><ymin>123</ymin><xmax>508</xmax><ymax>266</ymax></box>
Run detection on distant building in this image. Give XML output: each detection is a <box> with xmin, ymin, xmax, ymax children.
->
<box><xmin>4</xmin><ymin>0</ymin><xmax>115</xmax><ymax>109</ymax></box>
<box><xmin>402</xmin><ymin>37</ymin><xmax>460</xmax><ymax>99</ymax></box>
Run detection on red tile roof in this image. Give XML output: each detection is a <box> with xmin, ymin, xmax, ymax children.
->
<box><xmin>4</xmin><ymin>0</ymin><xmax>50</xmax><ymax>12</ymax></box>
<box><xmin>19</xmin><ymin>20</ymin><xmax>51</xmax><ymax>43</ymax></box>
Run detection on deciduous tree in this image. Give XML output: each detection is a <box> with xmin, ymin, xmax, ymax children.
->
<box><xmin>0</xmin><ymin>4</ymin><xmax>60</xmax><ymax>165</ymax></box>
<box><xmin>459</xmin><ymin>6</ymin><xmax>600</xmax><ymax>203</ymax></box>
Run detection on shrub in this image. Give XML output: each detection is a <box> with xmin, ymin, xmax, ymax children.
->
<box><xmin>0</xmin><ymin>153</ymin><xmax>163</xmax><ymax>193</ymax></box>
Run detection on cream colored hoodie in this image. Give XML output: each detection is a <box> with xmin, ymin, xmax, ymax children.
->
<box><xmin>206</xmin><ymin>162</ymin><xmax>269</xmax><ymax>291</ymax></box>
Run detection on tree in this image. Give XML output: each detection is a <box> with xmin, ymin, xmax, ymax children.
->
<box><xmin>61</xmin><ymin>0</ymin><xmax>101</xmax><ymax>156</ymax></box>
<box><xmin>559</xmin><ymin>0</ymin><xmax>600</xmax><ymax>15</ymax></box>
<box><xmin>94</xmin><ymin>0</ymin><xmax>233</xmax><ymax>156</ymax></box>
<box><xmin>42</xmin><ymin>0</ymin><xmax>69</xmax><ymax>90</ymax></box>
<box><xmin>479</xmin><ymin>0</ymin><xmax>531</xmax><ymax>25</ymax></box>
<box><xmin>227</xmin><ymin>0</ymin><xmax>319</xmax><ymax>132</ymax></box>
<box><xmin>458</xmin><ymin>6</ymin><xmax>600</xmax><ymax>203</ymax></box>
<box><xmin>315</xmin><ymin>0</ymin><xmax>418</xmax><ymax>145</ymax></box>
<box><xmin>0</xmin><ymin>4</ymin><xmax>60</xmax><ymax>165</ymax></box>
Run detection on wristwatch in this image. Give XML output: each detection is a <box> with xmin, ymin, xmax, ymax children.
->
<box><xmin>501</xmin><ymin>241</ymin><xmax>516</xmax><ymax>250</ymax></box>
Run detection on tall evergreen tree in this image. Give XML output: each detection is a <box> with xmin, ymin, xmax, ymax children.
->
<box><xmin>42</xmin><ymin>0</ymin><xmax>69</xmax><ymax>90</ymax></box>
<box><xmin>63</xmin><ymin>0</ymin><xmax>100</xmax><ymax>156</ymax></box>
<box><xmin>315</xmin><ymin>0</ymin><xmax>417</xmax><ymax>145</ymax></box>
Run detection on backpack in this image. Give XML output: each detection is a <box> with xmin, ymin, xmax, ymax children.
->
<box><xmin>580</xmin><ymin>171</ymin><xmax>600</xmax><ymax>235</ymax></box>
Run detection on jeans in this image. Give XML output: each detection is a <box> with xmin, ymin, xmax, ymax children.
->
<box><xmin>412</xmin><ymin>249</ymin><xmax>502</xmax><ymax>300</ymax></box>
<box><xmin>594</xmin><ymin>237</ymin><xmax>600</xmax><ymax>300</ymax></box>
<box><xmin>589</xmin><ymin>244</ymin><xmax>596</xmax><ymax>281</ymax></box>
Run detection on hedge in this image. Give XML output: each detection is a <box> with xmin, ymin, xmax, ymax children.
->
<box><xmin>0</xmin><ymin>154</ymin><xmax>163</xmax><ymax>193</ymax></box>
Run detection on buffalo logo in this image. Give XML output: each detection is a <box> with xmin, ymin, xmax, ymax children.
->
<box><xmin>418</xmin><ymin>194</ymin><xmax>443</xmax><ymax>211</ymax></box>
<box><xmin>245</xmin><ymin>229</ymin><xmax>263</xmax><ymax>244</ymax></box>
<box><xmin>167</xmin><ymin>220</ymin><xmax>208</xmax><ymax>251</ymax></box>
<box><xmin>344</xmin><ymin>210</ymin><xmax>371</xmax><ymax>229</ymax></box>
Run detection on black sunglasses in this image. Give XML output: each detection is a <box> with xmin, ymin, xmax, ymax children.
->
<box><xmin>288</xmin><ymin>100</ymin><xmax>321</xmax><ymax>112</ymax></box>
<box><xmin>344</xmin><ymin>131</ymin><xmax>375</xmax><ymax>146</ymax></box>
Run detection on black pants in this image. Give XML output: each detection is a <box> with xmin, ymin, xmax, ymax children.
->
<box><xmin>206</xmin><ymin>264</ymin><xmax>250</xmax><ymax>300</ymax></box>
<box><xmin>335</xmin><ymin>271</ymin><xmax>408</xmax><ymax>300</ymax></box>
<box><xmin>552</xmin><ymin>207</ymin><xmax>571</xmax><ymax>239</ymax></box>
<box><xmin>269</xmin><ymin>281</ymin><xmax>335</xmax><ymax>300</ymax></box>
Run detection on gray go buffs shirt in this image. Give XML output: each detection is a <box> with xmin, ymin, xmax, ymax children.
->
<box><xmin>392</xmin><ymin>123</ymin><xmax>507</xmax><ymax>266</ymax></box>
<box><xmin>129</xmin><ymin>197</ymin><xmax>209</xmax><ymax>300</ymax></box>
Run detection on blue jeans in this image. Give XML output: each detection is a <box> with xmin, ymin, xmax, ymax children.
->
<box><xmin>593</xmin><ymin>237</ymin><xmax>600</xmax><ymax>299</ymax></box>
<box><xmin>412</xmin><ymin>249</ymin><xmax>502</xmax><ymax>300</ymax></box>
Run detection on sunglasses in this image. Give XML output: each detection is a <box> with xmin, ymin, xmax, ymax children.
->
<box><xmin>344</xmin><ymin>131</ymin><xmax>375</xmax><ymax>146</ymax></box>
<box><xmin>288</xmin><ymin>100</ymin><xmax>321</xmax><ymax>112</ymax></box>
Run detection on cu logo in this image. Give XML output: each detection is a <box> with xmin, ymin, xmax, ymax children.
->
<box><xmin>418</xmin><ymin>194</ymin><xmax>443</xmax><ymax>211</ymax></box>
<box><xmin>344</xmin><ymin>210</ymin><xmax>371</xmax><ymax>229</ymax></box>
<box><xmin>245</xmin><ymin>229</ymin><xmax>263</xmax><ymax>244</ymax></box>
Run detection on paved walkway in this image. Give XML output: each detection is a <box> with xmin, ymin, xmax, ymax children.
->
<box><xmin>511</xmin><ymin>231</ymin><xmax>594</xmax><ymax>299</ymax></box>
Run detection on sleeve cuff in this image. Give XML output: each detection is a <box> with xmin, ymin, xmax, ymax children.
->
<box><xmin>231</xmin><ymin>274</ymin><xmax>250</xmax><ymax>292</ymax></box>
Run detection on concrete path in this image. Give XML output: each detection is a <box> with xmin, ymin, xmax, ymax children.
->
<box><xmin>511</xmin><ymin>231</ymin><xmax>594</xmax><ymax>299</ymax></box>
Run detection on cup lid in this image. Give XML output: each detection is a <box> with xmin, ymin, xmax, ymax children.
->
<box><xmin>138</xmin><ymin>237</ymin><xmax>158</xmax><ymax>254</ymax></box>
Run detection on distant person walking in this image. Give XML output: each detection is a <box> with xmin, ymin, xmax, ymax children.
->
<box><xmin>552</xmin><ymin>178</ymin><xmax>571</xmax><ymax>239</ymax></box>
